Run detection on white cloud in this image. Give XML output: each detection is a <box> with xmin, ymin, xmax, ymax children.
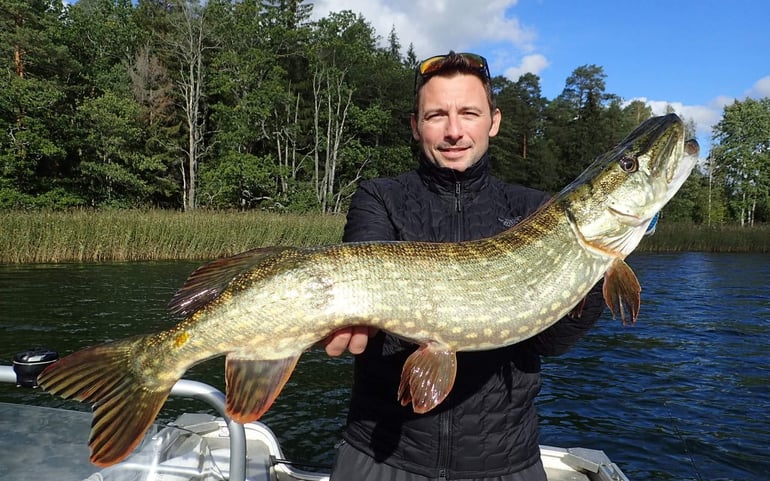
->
<box><xmin>503</xmin><ymin>54</ymin><xmax>550</xmax><ymax>80</ymax></box>
<box><xmin>627</xmin><ymin>97</ymin><xmax>721</xmax><ymax>156</ymax></box>
<box><xmin>308</xmin><ymin>0</ymin><xmax>532</xmax><ymax>59</ymax></box>
<box><xmin>747</xmin><ymin>75</ymin><xmax>770</xmax><ymax>98</ymax></box>
<box><xmin>634</xmin><ymin>75</ymin><xmax>770</xmax><ymax>150</ymax></box>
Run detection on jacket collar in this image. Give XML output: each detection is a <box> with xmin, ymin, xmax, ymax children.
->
<box><xmin>417</xmin><ymin>153</ymin><xmax>490</xmax><ymax>196</ymax></box>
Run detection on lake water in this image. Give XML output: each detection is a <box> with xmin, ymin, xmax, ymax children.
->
<box><xmin>0</xmin><ymin>253</ymin><xmax>768</xmax><ymax>480</ymax></box>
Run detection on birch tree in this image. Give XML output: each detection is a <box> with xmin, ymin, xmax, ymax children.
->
<box><xmin>164</xmin><ymin>0</ymin><xmax>211</xmax><ymax>211</ymax></box>
<box><xmin>711</xmin><ymin>97</ymin><xmax>770</xmax><ymax>226</ymax></box>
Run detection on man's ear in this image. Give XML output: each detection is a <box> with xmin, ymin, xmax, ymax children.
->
<box><xmin>489</xmin><ymin>108</ymin><xmax>501</xmax><ymax>137</ymax></box>
<box><xmin>410</xmin><ymin>113</ymin><xmax>421</xmax><ymax>141</ymax></box>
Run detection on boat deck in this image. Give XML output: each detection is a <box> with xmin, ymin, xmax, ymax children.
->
<box><xmin>0</xmin><ymin>364</ymin><xmax>628</xmax><ymax>481</ymax></box>
<box><xmin>0</xmin><ymin>402</ymin><xmax>95</xmax><ymax>481</ymax></box>
<box><xmin>0</xmin><ymin>403</ymin><xmax>627</xmax><ymax>481</ymax></box>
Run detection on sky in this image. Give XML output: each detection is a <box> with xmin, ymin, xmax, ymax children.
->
<box><xmin>308</xmin><ymin>0</ymin><xmax>770</xmax><ymax>157</ymax></box>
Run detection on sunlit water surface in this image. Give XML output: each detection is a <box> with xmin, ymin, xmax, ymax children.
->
<box><xmin>1</xmin><ymin>253</ymin><xmax>768</xmax><ymax>480</ymax></box>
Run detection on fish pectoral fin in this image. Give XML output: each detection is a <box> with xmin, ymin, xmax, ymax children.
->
<box><xmin>602</xmin><ymin>258</ymin><xmax>641</xmax><ymax>325</ymax></box>
<box><xmin>398</xmin><ymin>342</ymin><xmax>457</xmax><ymax>414</ymax></box>
<box><xmin>225</xmin><ymin>353</ymin><xmax>300</xmax><ymax>423</ymax></box>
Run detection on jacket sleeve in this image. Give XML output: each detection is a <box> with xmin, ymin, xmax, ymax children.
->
<box><xmin>525</xmin><ymin>278</ymin><xmax>605</xmax><ymax>356</ymax></box>
<box><xmin>342</xmin><ymin>180</ymin><xmax>398</xmax><ymax>242</ymax></box>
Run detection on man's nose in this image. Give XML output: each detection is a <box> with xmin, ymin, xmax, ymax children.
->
<box><xmin>444</xmin><ymin>113</ymin><xmax>463</xmax><ymax>139</ymax></box>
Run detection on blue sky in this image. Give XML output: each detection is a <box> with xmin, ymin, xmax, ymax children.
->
<box><xmin>310</xmin><ymin>0</ymin><xmax>770</xmax><ymax>156</ymax></box>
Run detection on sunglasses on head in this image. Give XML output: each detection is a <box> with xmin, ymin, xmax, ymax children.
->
<box><xmin>414</xmin><ymin>52</ymin><xmax>491</xmax><ymax>92</ymax></box>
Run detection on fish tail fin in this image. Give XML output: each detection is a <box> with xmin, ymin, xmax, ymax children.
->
<box><xmin>37</xmin><ymin>336</ymin><xmax>175</xmax><ymax>467</ymax></box>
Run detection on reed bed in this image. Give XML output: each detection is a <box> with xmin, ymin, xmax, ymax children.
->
<box><xmin>639</xmin><ymin>222</ymin><xmax>770</xmax><ymax>253</ymax></box>
<box><xmin>1</xmin><ymin>210</ymin><xmax>768</xmax><ymax>264</ymax></box>
<box><xmin>0</xmin><ymin>210</ymin><xmax>345</xmax><ymax>264</ymax></box>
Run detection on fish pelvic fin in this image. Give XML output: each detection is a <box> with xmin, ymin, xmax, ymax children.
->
<box><xmin>224</xmin><ymin>353</ymin><xmax>300</xmax><ymax>423</ymax></box>
<box><xmin>603</xmin><ymin>258</ymin><xmax>641</xmax><ymax>325</ymax></box>
<box><xmin>398</xmin><ymin>342</ymin><xmax>457</xmax><ymax>414</ymax></box>
<box><xmin>36</xmin><ymin>336</ymin><xmax>175</xmax><ymax>467</ymax></box>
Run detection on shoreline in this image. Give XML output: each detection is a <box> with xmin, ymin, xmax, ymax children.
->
<box><xmin>2</xmin><ymin>210</ymin><xmax>768</xmax><ymax>264</ymax></box>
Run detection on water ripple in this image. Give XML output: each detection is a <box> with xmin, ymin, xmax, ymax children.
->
<box><xmin>1</xmin><ymin>254</ymin><xmax>768</xmax><ymax>480</ymax></box>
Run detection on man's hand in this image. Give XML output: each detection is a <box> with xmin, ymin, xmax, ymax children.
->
<box><xmin>323</xmin><ymin>326</ymin><xmax>377</xmax><ymax>356</ymax></box>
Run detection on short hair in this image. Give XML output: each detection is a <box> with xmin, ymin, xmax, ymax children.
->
<box><xmin>413</xmin><ymin>51</ymin><xmax>496</xmax><ymax>114</ymax></box>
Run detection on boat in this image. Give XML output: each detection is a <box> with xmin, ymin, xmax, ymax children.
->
<box><xmin>0</xmin><ymin>352</ymin><xmax>630</xmax><ymax>481</ymax></box>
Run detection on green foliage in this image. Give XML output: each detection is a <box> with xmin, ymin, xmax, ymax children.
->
<box><xmin>0</xmin><ymin>185</ymin><xmax>85</xmax><ymax>209</ymax></box>
<box><xmin>76</xmin><ymin>90</ymin><xmax>167</xmax><ymax>206</ymax></box>
<box><xmin>490</xmin><ymin>73</ymin><xmax>556</xmax><ymax>191</ymax></box>
<box><xmin>711</xmin><ymin>97</ymin><xmax>770</xmax><ymax>225</ymax></box>
<box><xmin>0</xmin><ymin>1</ymin><xmax>765</xmax><ymax>223</ymax></box>
<box><xmin>198</xmin><ymin>152</ymin><xmax>276</xmax><ymax>209</ymax></box>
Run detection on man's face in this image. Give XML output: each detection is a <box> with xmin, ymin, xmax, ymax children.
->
<box><xmin>411</xmin><ymin>73</ymin><xmax>501</xmax><ymax>172</ymax></box>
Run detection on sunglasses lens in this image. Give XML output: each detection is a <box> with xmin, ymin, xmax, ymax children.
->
<box><xmin>461</xmin><ymin>53</ymin><xmax>486</xmax><ymax>70</ymax></box>
<box><xmin>418</xmin><ymin>56</ymin><xmax>447</xmax><ymax>75</ymax></box>
<box><xmin>415</xmin><ymin>53</ymin><xmax>490</xmax><ymax>93</ymax></box>
<box><xmin>418</xmin><ymin>53</ymin><xmax>488</xmax><ymax>77</ymax></box>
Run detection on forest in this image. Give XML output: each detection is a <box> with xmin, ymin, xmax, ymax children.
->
<box><xmin>2</xmin><ymin>0</ymin><xmax>769</xmax><ymax>224</ymax></box>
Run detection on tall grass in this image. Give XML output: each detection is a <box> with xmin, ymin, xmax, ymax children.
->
<box><xmin>639</xmin><ymin>222</ymin><xmax>770</xmax><ymax>253</ymax></box>
<box><xmin>0</xmin><ymin>210</ymin><xmax>345</xmax><ymax>263</ymax></box>
<box><xmin>1</xmin><ymin>210</ymin><xmax>768</xmax><ymax>264</ymax></box>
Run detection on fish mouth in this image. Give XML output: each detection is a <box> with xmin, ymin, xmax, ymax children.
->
<box><xmin>608</xmin><ymin>206</ymin><xmax>644</xmax><ymax>225</ymax></box>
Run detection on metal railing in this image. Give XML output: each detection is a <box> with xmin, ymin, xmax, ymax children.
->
<box><xmin>0</xmin><ymin>365</ymin><xmax>247</xmax><ymax>481</ymax></box>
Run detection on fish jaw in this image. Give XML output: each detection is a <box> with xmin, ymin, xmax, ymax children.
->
<box><xmin>563</xmin><ymin>114</ymin><xmax>698</xmax><ymax>258</ymax></box>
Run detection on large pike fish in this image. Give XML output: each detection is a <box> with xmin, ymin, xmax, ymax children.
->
<box><xmin>38</xmin><ymin>113</ymin><xmax>698</xmax><ymax>466</ymax></box>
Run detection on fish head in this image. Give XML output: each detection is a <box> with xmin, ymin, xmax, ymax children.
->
<box><xmin>562</xmin><ymin>113</ymin><xmax>699</xmax><ymax>257</ymax></box>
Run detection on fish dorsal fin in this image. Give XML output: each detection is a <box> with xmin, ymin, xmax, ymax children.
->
<box><xmin>168</xmin><ymin>247</ymin><xmax>292</xmax><ymax>316</ymax></box>
<box><xmin>224</xmin><ymin>353</ymin><xmax>301</xmax><ymax>423</ymax></box>
<box><xmin>603</xmin><ymin>258</ymin><xmax>641</xmax><ymax>325</ymax></box>
<box><xmin>398</xmin><ymin>342</ymin><xmax>457</xmax><ymax>413</ymax></box>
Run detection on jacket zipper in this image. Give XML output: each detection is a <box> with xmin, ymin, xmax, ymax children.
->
<box><xmin>439</xmin><ymin>181</ymin><xmax>461</xmax><ymax>478</ymax></box>
<box><xmin>437</xmin><ymin>409</ymin><xmax>451</xmax><ymax>477</ymax></box>
<box><xmin>454</xmin><ymin>181</ymin><xmax>463</xmax><ymax>242</ymax></box>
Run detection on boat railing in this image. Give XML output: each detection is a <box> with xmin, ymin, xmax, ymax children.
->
<box><xmin>0</xmin><ymin>364</ymin><xmax>247</xmax><ymax>481</ymax></box>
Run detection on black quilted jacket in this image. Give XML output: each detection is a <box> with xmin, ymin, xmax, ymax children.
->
<box><xmin>340</xmin><ymin>153</ymin><xmax>605</xmax><ymax>479</ymax></box>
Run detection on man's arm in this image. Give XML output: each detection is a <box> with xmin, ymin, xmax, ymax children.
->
<box><xmin>342</xmin><ymin>180</ymin><xmax>398</xmax><ymax>243</ymax></box>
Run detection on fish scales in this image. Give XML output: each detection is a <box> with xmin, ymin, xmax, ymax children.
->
<box><xmin>37</xmin><ymin>113</ymin><xmax>699</xmax><ymax>467</ymax></box>
<box><xmin>170</xmin><ymin>211</ymin><xmax>599</xmax><ymax>360</ymax></box>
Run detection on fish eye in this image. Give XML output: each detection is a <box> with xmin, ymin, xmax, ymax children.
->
<box><xmin>619</xmin><ymin>156</ymin><xmax>638</xmax><ymax>173</ymax></box>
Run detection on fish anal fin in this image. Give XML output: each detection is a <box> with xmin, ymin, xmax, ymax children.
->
<box><xmin>398</xmin><ymin>343</ymin><xmax>457</xmax><ymax>414</ymax></box>
<box><xmin>225</xmin><ymin>354</ymin><xmax>300</xmax><ymax>423</ymax></box>
<box><xmin>168</xmin><ymin>247</ymin><xmax>293</xmax><ymax>317</ymax></box>
<box><xmin>36</xmin><ymin>336</ymin><xmax>176</xmax><ymax>467</ymax></box>
<box><xmin>603</xmin><ymin>258</ymin><xmax>641</xmax><ymax>325</ymax></box>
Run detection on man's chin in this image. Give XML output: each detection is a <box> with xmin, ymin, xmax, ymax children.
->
<box><xmin>437</xmin><ymin>157</ymin><xmax>473</xmax><ymax>172</ymax></box>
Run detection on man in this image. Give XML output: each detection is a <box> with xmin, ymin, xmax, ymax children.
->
<box><xmin>325</xmin><ymin>51</ymin><xmax>604</xmax><ymax>480</ymax></box>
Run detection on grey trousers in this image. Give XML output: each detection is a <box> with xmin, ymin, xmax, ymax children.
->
<box><xmin>329</xmin><ymin>441</ymin><xmax>548</xmax><ymax>481</ymax></box>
